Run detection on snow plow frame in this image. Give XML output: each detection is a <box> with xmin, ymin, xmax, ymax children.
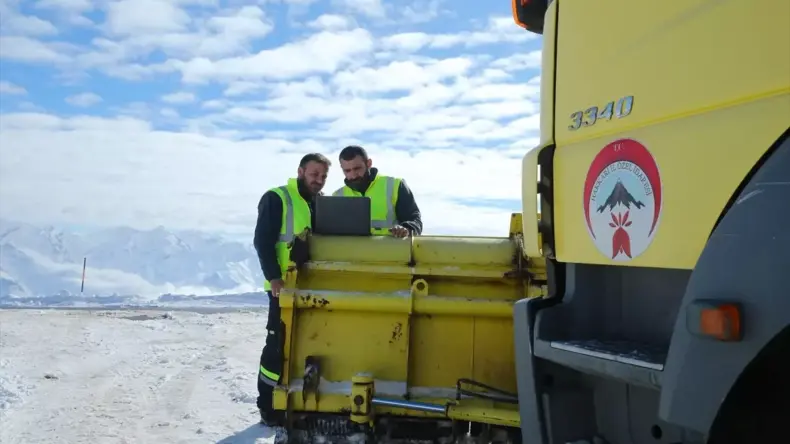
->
<box><xmin>272</xmin><ymin>213</ymin><xmax>546</xmax><ymax>442</ymax></box>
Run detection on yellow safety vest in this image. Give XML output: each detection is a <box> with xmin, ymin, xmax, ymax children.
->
<box><xmin>263</xmin><ymin>178</ymin><xmax>312</xmax><ymax>291</ymax></box>
<box><xmin>333</xmin><ymin>174</ymin><xmax>401</xmax><ymax>235</ymax></box>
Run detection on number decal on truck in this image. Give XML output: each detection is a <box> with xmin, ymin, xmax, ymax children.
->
<box><xmin>569</xmin><ymin>96</ymin><xmax>634</xmax><ymax>131</ymax></box>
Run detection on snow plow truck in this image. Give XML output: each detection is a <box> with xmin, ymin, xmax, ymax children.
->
<box><xmin>270</xmin><ymin>0</ymin><xmax>790</xmax><ymax>443</ymax></box>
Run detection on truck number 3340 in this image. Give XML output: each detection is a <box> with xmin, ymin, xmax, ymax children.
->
<box><xmin>569</xmin><ymin>96</ymin><xmax>634</xmax><ymax>131</ymax></box>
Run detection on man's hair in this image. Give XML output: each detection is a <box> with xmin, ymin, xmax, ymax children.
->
<box><xmin>299</xmin><ymin>152</ymin><xmax>332</xmax><ymax>168</ymax></box>
<box><xmin>339</xmin><ymin>145</ymin><xmax>368</xmax><ymax>162</ymax></box>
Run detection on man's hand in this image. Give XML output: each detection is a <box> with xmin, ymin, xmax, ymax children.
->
<box><xmin>389</xmin><ymin>225</ymin><xmax>409</xmax><ymax>238</ymax></box>
<box><xmin>270</xmin><ymin>279</ymin><xmax>284</xmax><ymax>298</ymax></box>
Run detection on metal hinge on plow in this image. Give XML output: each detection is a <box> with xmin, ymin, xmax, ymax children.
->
<box><xmin>302</xmin><ymin>355</ymin><xmax>320</xmax><ymax>407</ymax></box>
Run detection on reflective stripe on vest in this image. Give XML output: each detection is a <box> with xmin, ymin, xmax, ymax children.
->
<box><xmin>259</xmin><ymin>365</ymin><xmax>279</xmax><ymax>386</ymax></box>
<box><xmin>263</xmin><ymin>179</ymin><xmax>311</xmax><ymax>291</ymax></box>
<box><xmin>276</xmin><ymin>184</ymin><xmax>295</xmax><ymax>244</ymax></box>
<box><xmin>333</xmin><ymin>175</ymin><xmax>398</xmax><ymax>230</ymax></box>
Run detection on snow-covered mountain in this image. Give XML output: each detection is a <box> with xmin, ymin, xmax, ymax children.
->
<box><xmin>0</xmin><ymin>219</ymin><xmax>264</xmax><ymax>301</ymax></box>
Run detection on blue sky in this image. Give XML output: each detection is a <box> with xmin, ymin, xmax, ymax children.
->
<box><xmin>0</xmin><ymin>0</ymin><xmax>543</xmax><ymax>237</ymax></box>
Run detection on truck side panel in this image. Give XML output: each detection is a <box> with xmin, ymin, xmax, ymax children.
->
<box><xmin>514</xmin><ymin>1</ymin><xmax>790</xmax><ymax>443</ymax></box>
<box><xmin>550</xmin><ymin>0</ymin><xmax>790</xmax><ymax>269</ymax></box>
<box><xmin>659</xmin><ymin>131</ymin><xmax>790</xmax><ymax>436</ymax></box>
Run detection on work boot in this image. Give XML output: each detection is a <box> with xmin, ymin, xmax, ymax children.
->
<box><xmin>259</xmin><ymin>408</ymin><xmax>272</xmax><ymax>426</ymax></box>
<box><xmin>259</xmin><ymin>408</ymin><xmax>284</xmax><ymax>428</ymax></box>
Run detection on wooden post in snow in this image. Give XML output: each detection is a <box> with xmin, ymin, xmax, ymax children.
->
<box><xmin>81</xmin><ymin>257</ymin><xmax>87</xmax><ymax>294</ymax></box>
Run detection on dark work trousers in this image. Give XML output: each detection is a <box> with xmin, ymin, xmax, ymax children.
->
<box><xmin>257</xmin><ymin>291</ymin><xmax>285</xmax><ymax>413</ymax></box>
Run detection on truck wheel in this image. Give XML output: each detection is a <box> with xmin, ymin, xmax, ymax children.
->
<box><xmin>707</xmin><ymin>328</ymin><xmax>790</xmax><ymax>444</ymax></box>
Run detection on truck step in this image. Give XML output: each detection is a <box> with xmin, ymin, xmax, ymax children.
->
<box><xmin>533</xmin><ymin>339</ymin><xmax>666</xmax><ymax>388</ymax></box>
<box><xmin>550</xmin><ymin>340</ymin><xmax>666</xmax><ymax>370</ymax></box>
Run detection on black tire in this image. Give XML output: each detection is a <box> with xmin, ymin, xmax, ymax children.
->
<box><xmin>707</xmin><ymin>329</ymin><xmax>790</xmax><ymax>444</ymax></box>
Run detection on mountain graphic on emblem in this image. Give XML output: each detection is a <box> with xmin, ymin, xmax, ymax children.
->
<box><xmin>596</xmin><ymin>180</ymin><xmax>645</xmax><ymax>213</ymax></box>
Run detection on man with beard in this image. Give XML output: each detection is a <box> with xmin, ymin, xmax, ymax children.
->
<box><xmin>333</xmin><ymin>145</ymin><xmax>422</xmax><ymax>238</ymax></box>
<box><xmin>253</xmin><ymin>152</ymin><xmax>331</xmax><ymax>426</ymax></box>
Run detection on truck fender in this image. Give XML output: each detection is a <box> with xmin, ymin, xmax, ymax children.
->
<box><xmin>658</xmin><ymin>129</ymin><xmax>790</xmax><ymax>434</ymax></box>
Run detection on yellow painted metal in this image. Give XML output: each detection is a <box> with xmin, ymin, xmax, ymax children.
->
<box><xmin>273</xmin><ymin>390</ymin><xmax>520</xmax><ymax>427</ymax></box>
<box><xmin>280</xmin><ymin>291</ymin><xmax>516</xmax><ymax>317</ymax></box>
<box><xmin>273</xmin><ymin>217</ymin><xmax>546</xmax><ymax>429</ymax></box>
<box><xmin>538</xmin><ymin>0</ymin><xmax>558</xmax><ymax>146</ymax></box>
<box><xmin>350</xmin><ymin>374</ymin><xmax>374</xmax><ymax>425</ymax></box>
<box><xmin>446</xmin><ymin>402</ymin><xmax>520</xmax><ymax>428</ymax></box>
<box><xmin>521</xmin><ymin>145</ymin><xmax>546</xmax><ymax>259</ymax></box>
<box><xmin>520</xmin><ymin>0</ymin><xmax>557</xmax><ymax>260</ymax></box>
<box><xmin>543</xmin><ymin>0</ymin><xmax>790</xmax><ymax>268</ymax></box>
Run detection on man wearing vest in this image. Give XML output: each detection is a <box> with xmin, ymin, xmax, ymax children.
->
<box><xmin>252</xmin><ymin>152</ymin><xmax>331</xmax><ymax>427</ymax></box>
<box><xmin>334</xmin><ymin>145</ymin><xmax>423</xmax><ymax>237</ymax></box>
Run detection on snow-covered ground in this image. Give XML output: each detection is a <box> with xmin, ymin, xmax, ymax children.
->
<box><xmin>0</xmin><ymin>308</ymin><xmax>277</xmax><ymax>444</ymax></box>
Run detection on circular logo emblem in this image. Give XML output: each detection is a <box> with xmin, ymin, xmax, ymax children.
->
<box><xmin>583</xmin><ymin>138</ymin><xmax>663</xmax><ymax>261</ymax></box>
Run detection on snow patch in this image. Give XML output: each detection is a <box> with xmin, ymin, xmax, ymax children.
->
<box><xmin>0</xmin><ymin>308</ymin><xmax>276</xmax><ymax>443</ymax></box>
<box><xmin>0</xmin><ymin>218</ymin><xmax>263</xmax><ymax>300</ymax></box>
<box><xmin>0</xmin><ymin>371</ymin><xmax>32</xmax><ymax>418</ymax></box>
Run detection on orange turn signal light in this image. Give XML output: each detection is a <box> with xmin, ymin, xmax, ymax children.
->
<box><xmin>687</xmin><ymin>301</ymin><xmax>742</xmax><ymax>342</ymax></box>
<box><xmin>512</xmin><ymin>0</ymin><xmax>529</xmax><ymax>29</ymax></box>
<box><xmin>511</xmin><ymin>0</ymin><xmax>549</xmax><ymax>34</ymax></box>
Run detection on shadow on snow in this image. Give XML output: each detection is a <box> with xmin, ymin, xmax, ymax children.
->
<box><xmin>216</xmin><ymin>424</ymin><xmax>276</xmax><ymax>444</ymax></box>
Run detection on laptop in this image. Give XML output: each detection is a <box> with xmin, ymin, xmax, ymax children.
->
<box><xmin>313</xmin><ymin>195</ymin><xmax>372</xmax><ymax>236</ymax></box>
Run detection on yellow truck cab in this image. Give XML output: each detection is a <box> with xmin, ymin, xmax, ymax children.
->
<box><xmin>513</xmin><ymin>0</ymin><xmax>790</xmax><ymax>443</ymax></box>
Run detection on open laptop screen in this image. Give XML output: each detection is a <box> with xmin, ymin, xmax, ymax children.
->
<box><xmin>313</xmin><ymin>196</ymin><xmax>372</xmax><ymax>236</ymax></box>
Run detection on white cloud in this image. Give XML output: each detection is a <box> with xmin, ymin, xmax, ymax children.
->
<box><xmin>332</xmin><ymin>57</ymin><xmax>475</xmax><ymax>94</ymax></box>
<box><xmin>33</xmin><ymin>3</ymin><xmax>277</xmax><ymax>82</ymax></box>
<box><xmin>188</xmin><ymin>57</ymin><xmax>540</xmax><ymax>142</ymax></box>
<box><xmin>104</xmin><ymin>0</ymin><xmax>192</xmax><ymax>36</ymax></box>
<box><xmin>0</xmin><ymin>36</ymin><xmax>73</xmax><ymax>63</ymax></box>
<box><xmin>399</xmin><ymin>0</ymin><xmax>443</xmax><ymax>24</ymax></box>
<box><xmin>223</xmin><ymin>81</ymin><xmax>265</xmax><ymax>97</ymax></box>
<box><xmin>0</xmin><ymin>0</ymin><xmax>59</xmax><ymax>36</ymax></box>
<box><xmin>0</xmin><ymin>14</ymin><xmax>58</xmax><ymax>36</ymax></box>
<box><xmin>380</xmin><ymin>16</ymin><xmax>537</xmax><ymax>52</ymax></box>
<box><xmin>30</xmin><ymin>0</ymin><xmax>94</xmax><ymax>26</ymax></box>
<box><xmin>0</xmin><ymin>81</ymin><xmax>27</xmax><ymax>95</ymax></box>
<box><xmin>307</xmin><ymin>14</ymin><xmax>355</xmax><ymax>30</ymax></box>
<box><xmin>491</xmin><ymin>51</ymin><xmax>543</xmax><ymax>71</ymax></box>
<box><xmin>0</xmin><ymin>108</ymin><xmax>532</xmax><ymax>236</ymax></box>
<box><xmin>334</xmin><ymin>0</ymin><xmax>386</xmax><ymax>18</ymax></box>
<box><xmin>176</xmin><ymin>28</ymin><xmax>375</xmax><ymax>83</ymax></box>
<box><xmin>162</xmin><ymin>92</ymin><xmax>196</xmax><ymax>104</ymax></box>
<box><xmin>160</xmin><ymin>107</ymin><xmax>180</xmax><ymax>118</ymax></box>
<box><xmin>34</xmin><ymin>0</ymin><xmax>93</xmax><ymax>12</ymax></box>
<box><xmin>0</xmin><ymin>1</ymin><xmax>544</xmax><ymax>238</ymax></box>
<box><xmin>65</xmin><ymin>93</ymin><xmax>103</xmax><ymax>107</ymax></box>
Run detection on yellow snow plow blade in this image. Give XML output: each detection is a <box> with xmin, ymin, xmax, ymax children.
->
<box><xmin>272</xmin><ymin>213</ymin><xmax>546</xmax><ymax>438</ymax></box>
